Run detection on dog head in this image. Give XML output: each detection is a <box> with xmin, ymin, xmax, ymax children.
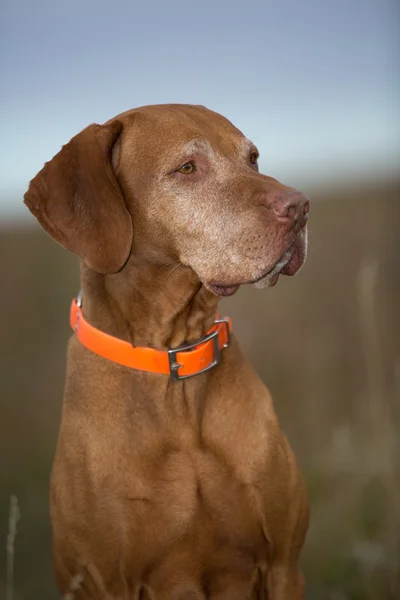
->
<box><xmin>24</xmin><ymin>104</ymin><xmax>309</xmax><ymax>295</ymax></box>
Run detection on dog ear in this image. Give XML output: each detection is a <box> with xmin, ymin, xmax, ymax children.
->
<box><xmin>24</xmin><ymin>120</ymin><xmax>133</xmax><ymax>274</ymax></box>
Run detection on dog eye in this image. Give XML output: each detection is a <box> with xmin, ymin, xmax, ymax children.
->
<box><xmin>249</xmin><ymin>152</ymin><xmax>259</xmax><ymax>165</ymax></box>
<box><xmin>178</xmin><ymin>162</ymin><xmax>196</xmax><ymax>174</ymax></box>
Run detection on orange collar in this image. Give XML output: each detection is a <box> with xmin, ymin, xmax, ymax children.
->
<box><xmin>70</xmin><ymin>292</ymin><xmax>232</xmax><ymax>380</ymax></box>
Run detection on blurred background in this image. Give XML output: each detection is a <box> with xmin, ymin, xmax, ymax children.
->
<box><xmin>1</xmin><ymin>0</ymin><xmax>399</xmax><ymax>598</ymax></box>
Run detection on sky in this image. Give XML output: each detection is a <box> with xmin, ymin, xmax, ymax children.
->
<box><xmin>1</xmin><ymin>0</ymin><xmax>399</xmax><ymax>219</ymax></box>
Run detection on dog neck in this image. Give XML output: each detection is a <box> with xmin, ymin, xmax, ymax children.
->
<box><xmin>79</xmin><ymin>257</ymin><xmax>220</xmax><ymax>350</ymax></box>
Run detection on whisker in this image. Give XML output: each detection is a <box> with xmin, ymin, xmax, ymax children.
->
<box><xmin>166</xmin><ymin>262</ymin><xmax>183</xmax><ymax>279</ymax></box>
<box><xmin>158</xmin><ymin>260</ymin><xmax>181</xmax><ymax>272</ymax></box>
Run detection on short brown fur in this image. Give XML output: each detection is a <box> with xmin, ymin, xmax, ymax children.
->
<box><xmin>24</xmin><ymin>104</ymin><xmax>309</xmax><ymax>599</ymax></box>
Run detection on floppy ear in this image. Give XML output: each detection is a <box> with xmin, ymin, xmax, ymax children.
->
<box><xmin>24</xmin><ymin>120</ymin><xmax>133</xmax><ymax>274</ymax></box>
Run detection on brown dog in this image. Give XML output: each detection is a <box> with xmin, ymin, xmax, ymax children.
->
<box><xmin>24</xmin><ymin>105</ymin><xmax>309</xmax><ymax>599</ymax></box>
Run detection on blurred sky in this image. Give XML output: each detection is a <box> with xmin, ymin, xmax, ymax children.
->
<box><xmin>1</xmin><ymin>0</ymin><xmax>399</xmax><ymax>219</ymax></box>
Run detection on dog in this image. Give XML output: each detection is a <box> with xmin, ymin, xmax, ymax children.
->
<box><xmin>24</xmin><ymin>104</ymin><xmax>309</xmax><ymax>599</ymax></box>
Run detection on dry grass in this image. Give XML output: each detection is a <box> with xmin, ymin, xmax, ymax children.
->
<box><xmin>62</xmin><ymin>572</ymin><xmax>84</xmax><ymax>600</ymax></box>
<box><xmin>299</xmin><ymin>259</ymin><xmax>400</xmax><ymax>599</ymax></box>
<box><xmin>6</xmin><ymin>495</ymin><xmax>20</xmax><ymax>600</ymax></box>
<box><xmin>5</xmin><ymin>496</ymin><xmax>85</xmax><ymax>600</ymax></box>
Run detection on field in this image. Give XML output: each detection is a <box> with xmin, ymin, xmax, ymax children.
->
<box><xmin>1</xmin><ymin>181</ymin><xmax>399</xmax><ymax>599</ymax></box>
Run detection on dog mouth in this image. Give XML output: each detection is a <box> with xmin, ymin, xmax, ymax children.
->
<box><xmin>251</xmin><ymin>250</ymin><xmax>293</xmax><ymax>291</ymax></box>
<box><xmin>207</xmin><ymin>234</ymin><xmax>307</xmax><ymax>297</ymax></box>
<box><xmin>207</xmin><ymin>257</ymin><xmax>288</xmax><ymax>297</ymax></box>
<box><xmin>207</xmin><ymin>283</ymin><xmax>241</xmax><ymax>297</ymax></box>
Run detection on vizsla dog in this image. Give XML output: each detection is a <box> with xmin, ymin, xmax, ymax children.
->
<box><xmin>24</xmin><ymin>104</ymin><xmax>309</xmax><ymax>599</ymax></box>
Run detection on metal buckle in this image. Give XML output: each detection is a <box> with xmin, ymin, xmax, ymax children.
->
<box><xmin>168</xmin><ymin>328</ymin><xmax>222</xmax><ymax>381</ymax></box>
<box><xmin>214</xmin><ymin>318</ymin><xmax>231</xmax><ymax>349</ymax></box>
<box><xmin>74</xmin><ymin>290</ymin><xmax>83</xmax><ymax>333</ymax></box>
<box><xmin>76</xmin><ymin>290</ymin><xmax>83</xmax><ymax>308</ymax></box>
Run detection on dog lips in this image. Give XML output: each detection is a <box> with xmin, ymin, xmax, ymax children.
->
<box><xmin>208</xmin><ymin>284</ymin><xmax>240</xmax><ymax>297</ymax></box>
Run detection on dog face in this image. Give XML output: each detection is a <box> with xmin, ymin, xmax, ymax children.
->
<box><xmin>24</xmin><ymin>104</ymin><xmax>308</xmax><ymax>295</ymax></box>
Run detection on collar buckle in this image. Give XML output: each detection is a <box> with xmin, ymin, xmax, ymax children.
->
<box><xmin>168</xmin><ymin>318</ymin><xmax>231</xmax><ymax>381</ymax></box>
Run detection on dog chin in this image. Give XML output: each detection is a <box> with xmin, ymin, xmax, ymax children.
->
<box><xmin>252</xmin><ymin>234</ymin><xmax>308</xmax><ymax>290</ymax></box>
<box><xmin>252</xmin><ymin>271</ymin><xmax>280</xmax><ymax>290</ymax></box>
<box><xmin>251</xmin><ymin>251</ymin><xmax>292</xmax><ymax>290</ymax></box>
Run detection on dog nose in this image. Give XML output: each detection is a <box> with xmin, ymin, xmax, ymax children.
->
<box><xmin>271</xmin><ymin>192</ymin><xmax>309</xmax><ymax>227</ymax></box>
